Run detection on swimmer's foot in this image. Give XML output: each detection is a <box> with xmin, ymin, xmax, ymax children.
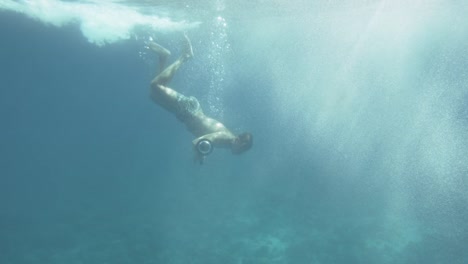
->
<box><xmin>148</xmin><ymin>41</ymin><xmax>171</xmax><ymax>57</ymax></box>
<box><xmin>182</xmin><ymin>33</ymin><xmax>194</xmax><ymax>60</ymax></box>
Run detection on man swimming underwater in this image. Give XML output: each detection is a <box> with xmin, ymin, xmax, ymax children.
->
<box><xmin>149</xmin><ymin>35</ymin><xmax>253</xmax><ymax>164</ymax></box>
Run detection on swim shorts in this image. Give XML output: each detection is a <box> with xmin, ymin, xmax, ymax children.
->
<box><xmin>175</xmin><ymin>95</ymin><xmax>202</xmax><ymax>122</ymax></box>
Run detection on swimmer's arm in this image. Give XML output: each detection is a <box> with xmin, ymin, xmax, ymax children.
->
<box><xmin>192</xmin><ymin>132</ymin><xmax>235</xmax><ymax>164</ymax></box>
<box><xmin>192</xmin><ymin>132</ymin><xmax>235</xmax><ymax>148</ymax></box>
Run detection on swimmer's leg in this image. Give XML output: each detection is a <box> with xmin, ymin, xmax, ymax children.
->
<box><xmin>151</xmin><ymin>34</ymin><xmax>193</xmax><ymax>87</ymax></box>
<box><xmin>149</xmin><ymin>84</ymin><xmax>181</xmax><ymax>113</ymax></box>
<box><xmin>148</xmin><ymin>41</ymin><xmax>171</xmax><ymax>74</ymax></box>
<box><xmin>149</xmin><ymin>35</ymin><xmax>194</xmax><ymax>113</ymax></box>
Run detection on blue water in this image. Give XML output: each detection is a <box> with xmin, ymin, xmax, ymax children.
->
<box><xmin>1</xmin><ymin>1</ymin><xmax>468</xmax><ymax>263</ymax></box>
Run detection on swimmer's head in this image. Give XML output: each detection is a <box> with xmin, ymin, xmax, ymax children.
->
<box><xmin>231</xmin><ymin>132</ymin><xmax>253</xmax><ymax>154</ymax></box>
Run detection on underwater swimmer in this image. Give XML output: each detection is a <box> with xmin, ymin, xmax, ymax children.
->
<box><xmin>149</xmin><ymin>35</ymin><xmax>253</xmax><ymax>164</ymax></box>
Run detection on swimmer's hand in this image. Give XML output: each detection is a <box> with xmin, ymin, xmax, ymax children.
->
<box><xmin>193</xmin><ymin>145</ymin><xmax>205</xmax><ymax>165</ymax></box>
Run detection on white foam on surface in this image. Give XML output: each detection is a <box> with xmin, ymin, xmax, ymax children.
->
<box><xmin>0</xmin><ymin>0</ymin><xmax>200</xmax><ymax>46</ymax></box>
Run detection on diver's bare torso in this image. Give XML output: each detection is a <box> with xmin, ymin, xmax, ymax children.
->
<box><xmin>186</xmin><ymin>112</ymin><xmax>237</xmax><ymax>149</ymax></box>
